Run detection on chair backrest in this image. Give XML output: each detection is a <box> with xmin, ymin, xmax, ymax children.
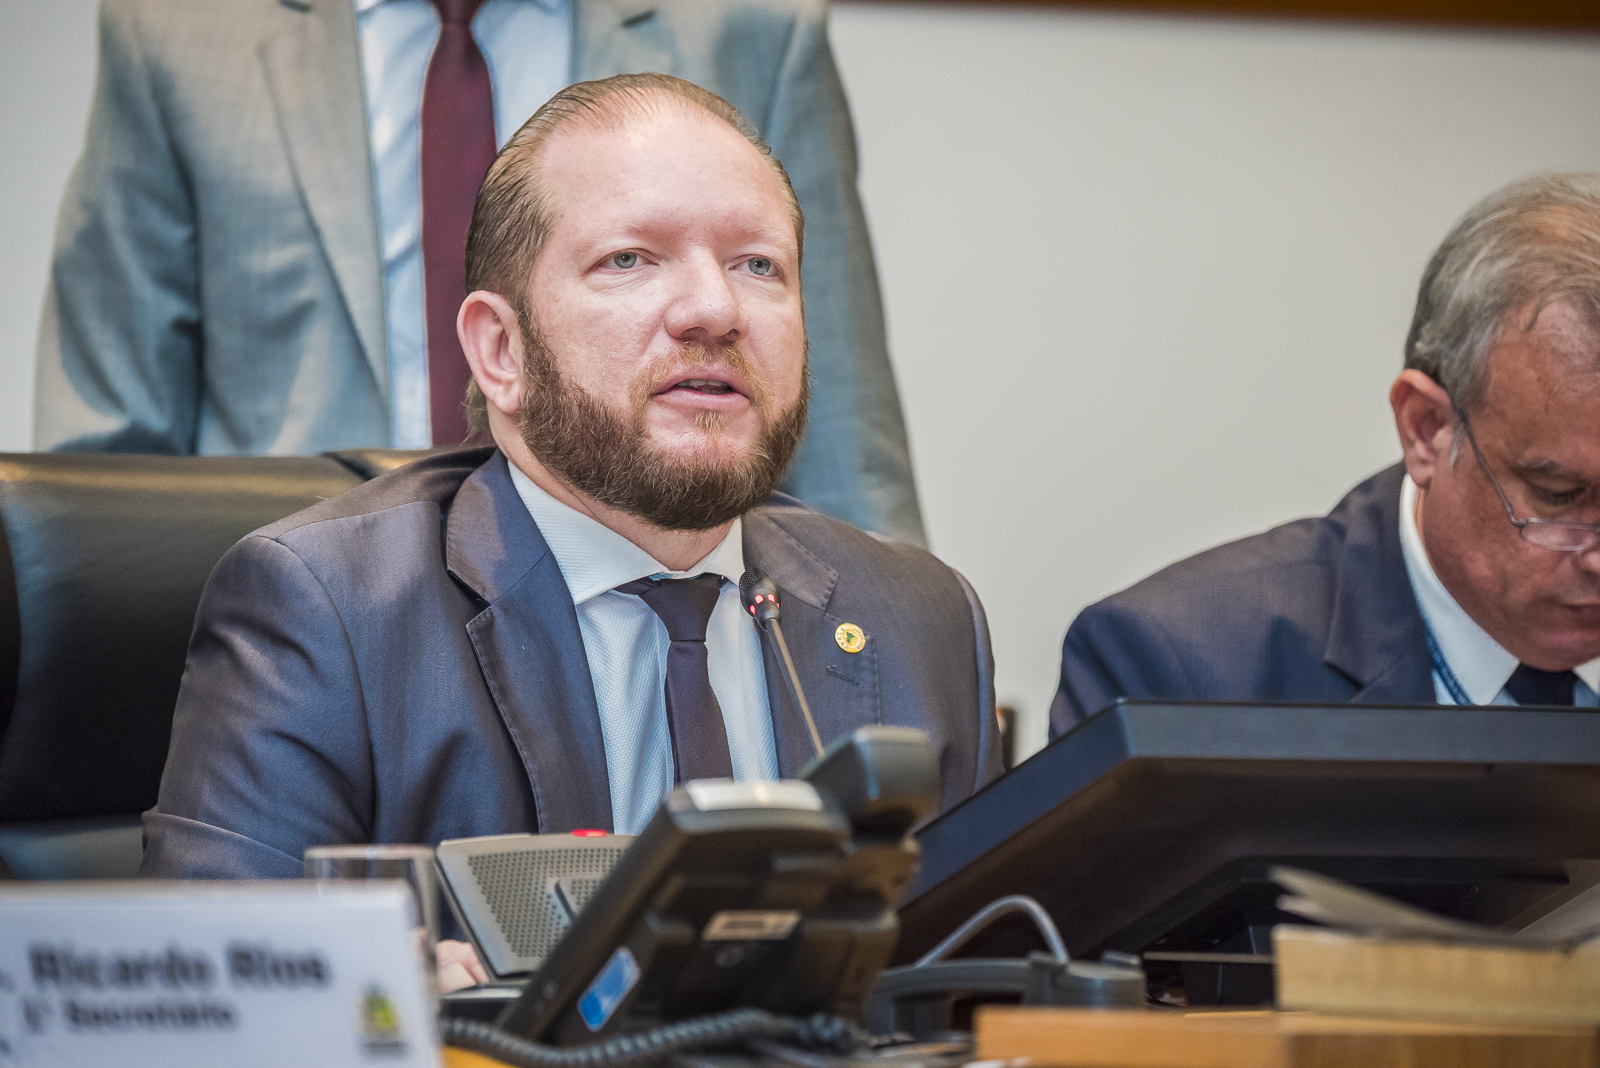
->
<box><xmin>325</xmin><ymin>445</ymin><xmax>460</xmax><ymax>480</ymax></box>
<box><xmin>0</xmin><ymin>453</ymin><xmax>364</xmax><ymax>829</ymax></box>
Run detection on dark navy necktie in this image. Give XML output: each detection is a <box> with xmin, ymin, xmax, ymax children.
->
<box><xmin>1504</xmin><ymin>664</ymin><xmax>1579</xmax><ymax>707</ymax></box>
<box><xmin>617</xmin><ymin>574</ymin><xmax>734</xmax><ymax>783</ymax></box>
<box><xmin>421</xmin><ymin>0</ymin><xmax>496</xmax><ymax>445</ymax></box>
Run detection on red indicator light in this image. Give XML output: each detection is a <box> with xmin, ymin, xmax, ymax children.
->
<box><xmin>571</xmin><ymin>829</ymin><xmax>607</xmax><ymax>837</ymax></box>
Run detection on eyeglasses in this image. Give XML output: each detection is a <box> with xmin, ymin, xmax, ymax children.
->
<box><xmin>1455</xmin><ymin>411</ymin><xmax>1600</xmax><ymax>552</ymax></box>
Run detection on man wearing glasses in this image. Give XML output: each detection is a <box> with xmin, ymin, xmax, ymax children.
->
<box><xmin>1052</xmin><ymin>173</ymin><xmax>1600</xmax><ymax>731</ymax></box>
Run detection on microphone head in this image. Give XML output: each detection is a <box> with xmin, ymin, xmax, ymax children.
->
<box><xmin>738</xmin><ymin>566</ymin><xmax>782</xmax><ymax>627</ymax></box>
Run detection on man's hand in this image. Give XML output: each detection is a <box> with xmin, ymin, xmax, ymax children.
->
<box><xmin>436</xmin><ymin>938</ymin><xmax>490</xmax><ymax>993</ymax></box>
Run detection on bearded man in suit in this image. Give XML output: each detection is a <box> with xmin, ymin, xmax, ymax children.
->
<box><xmin>36</xmin><ymin>0</ymin><xmax>926</xmax><ymax>545</ymax></box>
<box><xmin>1053</xmin><ymin>173</ymin><xmax>1600</xmax><ymax>731</ymax></box>
<box><xmin>142</xmin><ymin>74</ymin><xmax>999</xmax><ymax>914</ymax></box>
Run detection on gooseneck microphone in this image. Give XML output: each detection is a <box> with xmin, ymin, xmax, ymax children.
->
<box><xmin>739</xmin><ymin>567</ymin><xmax>824</xmax><ymax>759</ymax></box>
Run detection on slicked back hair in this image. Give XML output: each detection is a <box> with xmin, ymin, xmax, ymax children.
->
<box><xmin>1405</xmin><ymin>173</ymin><xmax>1600</xmax><ymax>417</ymax></box>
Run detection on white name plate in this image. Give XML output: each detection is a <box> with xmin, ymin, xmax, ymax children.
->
<box><xmin>0</xmin><ymin>881</ymin><xmax>440</xmax><ymax>1068</ymax></box>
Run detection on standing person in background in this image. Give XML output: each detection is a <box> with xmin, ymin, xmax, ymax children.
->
<box><xmin>35</xmin><ymin>0</ymin><xmax>927</xmax><ymax>545</ymax></box>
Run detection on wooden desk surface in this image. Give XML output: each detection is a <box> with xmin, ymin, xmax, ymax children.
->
<box><xmin>975</xmin><ymin>1007</ymin><xmax>1600</xmax><ymax>1068</ymax></box>
<box><xmin>443</xmin><ymin>1007</ymin><xmax>1600</xmax><ymax>1068</ymax></box>
<box><xmin>444</xmin><ymin>1048</ymin><xmax>512</xmax><ymax>1068</ymax></box>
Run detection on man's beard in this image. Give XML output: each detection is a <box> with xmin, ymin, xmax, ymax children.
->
<box><xmin>515</xmin><ymin>309</ymin><xmax>810</xmax><ymax>532</ymax></box>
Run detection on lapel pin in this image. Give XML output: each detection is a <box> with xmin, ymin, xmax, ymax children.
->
<box><xmin>834</xmin><ymin>623</ymin><xmax>866</xmax><ymax>654</ymax></box>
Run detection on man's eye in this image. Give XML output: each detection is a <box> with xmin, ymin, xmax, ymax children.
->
<box><xmin>609</xmin><ymin>252</ymin><xmax>638</xmax><ymax>269</ymax></box>
<box><xmin>1535</xmin><ymin>486</ymin><xmax>1586</xmax><ymax>507</ymax></box>
<box><xmin>746</xmin><ymin>257</ymin><xmax>773</xmax><ymax>276</ymax></box>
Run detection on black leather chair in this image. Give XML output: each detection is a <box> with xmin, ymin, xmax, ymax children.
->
<box><xmin>325</xmin><ymin>444</ymin><xmax>462</xmax><ymax>480</ymax></box>
<box><xmin>0</xmin><ymin>452</ymin><xmax>376</xmax><ymax>879</ymax></box>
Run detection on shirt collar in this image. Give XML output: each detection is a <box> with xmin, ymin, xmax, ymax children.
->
<box><xmin>507</xmin><ymin>462</ymin><xmax>744</xmax><ymax>605</ymax></box>
<box><xmin>354</xmin><ymin>0</ymin><xmax>564</xmax><ymax>15</ymax></box>
<box><xmin>1399</xmin><ymin>474</ymin><xmax>1600</xmax><ymax>700</ymax></box>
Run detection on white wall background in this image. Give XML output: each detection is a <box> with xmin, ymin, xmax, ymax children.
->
<box><xmin>2</xmin><ymin>1</ymin><xmax>1599</xmax><ymax>756</ymax></box>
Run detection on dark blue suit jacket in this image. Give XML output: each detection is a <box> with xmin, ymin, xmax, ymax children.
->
<box><xmin>142</xmin><ymin>449</ymin><xmax>1000</xmax><ymax>878</ymax></box>
<box><xmin>1051</xmin><ymin>464</ymin><xmax>1437</xmax><ymax>733</ymax></box>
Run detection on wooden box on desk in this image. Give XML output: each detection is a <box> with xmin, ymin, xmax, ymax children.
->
<box><xmin>975</xmin><ymin>1006</ymin><xmax>1600</xmax><ymax>1068</ymax></box>
<box><xmin>1274</xmin><ymin>924</ymin><xmax>1600</xmax><ymax>1025</ymax></box>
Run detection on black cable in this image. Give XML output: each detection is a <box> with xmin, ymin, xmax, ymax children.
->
<box><xmin>440</xmin><ymin>1008</ymin><xmax>867</xmax><ymax>1068</ymax></box>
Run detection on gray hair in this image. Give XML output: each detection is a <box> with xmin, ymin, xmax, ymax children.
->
<box><xmin>1405</xmin><ymin>173</ymin><xmax>1600</xmax><ymax>414</ymax></box>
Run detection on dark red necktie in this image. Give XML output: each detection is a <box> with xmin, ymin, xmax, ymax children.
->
<box><xmin>421</xmin><ymin>0</ymin><xmax>496</xmax><ymax>445</ymax></box>
<box><xmin>617</xmin><ymin>575</ymin><xmax>735</xmax><ymax>783</ymax></box>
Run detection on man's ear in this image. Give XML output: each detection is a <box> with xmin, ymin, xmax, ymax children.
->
<box><xmin>459</xmin><ymin>291</ymin><xmax>523</xmax><ymax>418</ymax></box>
<box><xmin>1390</xmin><ymin>369</ymin><xmax>1455</xmax><ymax>491</ymax></box>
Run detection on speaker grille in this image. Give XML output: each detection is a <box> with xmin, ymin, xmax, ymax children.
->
<box><xmin>556</xmin><ymin>875</ymin><xmax>609</xmax><ymax>914</ymax></box>
<box><xmin>468</xmin><ymin>844</ymin><xmax>631</xmax><ymax>958</ymax></box>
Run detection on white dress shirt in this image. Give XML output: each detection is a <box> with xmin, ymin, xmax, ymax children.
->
<box><xmin>1398</xmin><ymin>474</ymin><xmax>1600</xmax><ymax>706</ymax></box>
<box><xmin>355</xmin><ymin>0</ymin><xmax>571</xmax><ymax>448</ymax></box>
<box><xmin>507</xmin><ymin>464</ymin><xmax>780</xmax><ymax>833</ymax></box>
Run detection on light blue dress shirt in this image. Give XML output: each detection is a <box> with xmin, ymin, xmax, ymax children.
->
<box><xmin>355</xmin><ymin>0</ymin><xmax>571</xmax><ymax>447</ymax></box>
<box><xmin>507</xmin><ymin>464</ymin><xmax>781</xmax><ymax>834</ymax></box>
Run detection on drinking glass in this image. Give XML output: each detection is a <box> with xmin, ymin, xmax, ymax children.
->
<box><xmin>304</xmin><ymin>844</ymin><xmax>441</xmax><ymax>947</ymax></box>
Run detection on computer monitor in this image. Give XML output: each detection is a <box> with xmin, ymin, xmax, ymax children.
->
<box><xmin>896</xmin><ymin>701</ymin><xmax>1600</xmax><ymax>1001</ymax></box>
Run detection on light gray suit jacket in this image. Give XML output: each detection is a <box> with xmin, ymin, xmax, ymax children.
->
<box><xmin>140</xmin><ymin>449</ymin><xmax>999</xmax><ymax>878</ymax></box>
<box><xmin>37</xmin><ymin>0</ymin><xmax>927</xmax><ymax>545</ymax></box>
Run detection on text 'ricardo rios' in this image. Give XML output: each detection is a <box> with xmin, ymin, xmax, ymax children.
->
<box><xmin>23</xmin><ymin>942</ymin><xmax>330</xmax><ymax>1033</ymax></box>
